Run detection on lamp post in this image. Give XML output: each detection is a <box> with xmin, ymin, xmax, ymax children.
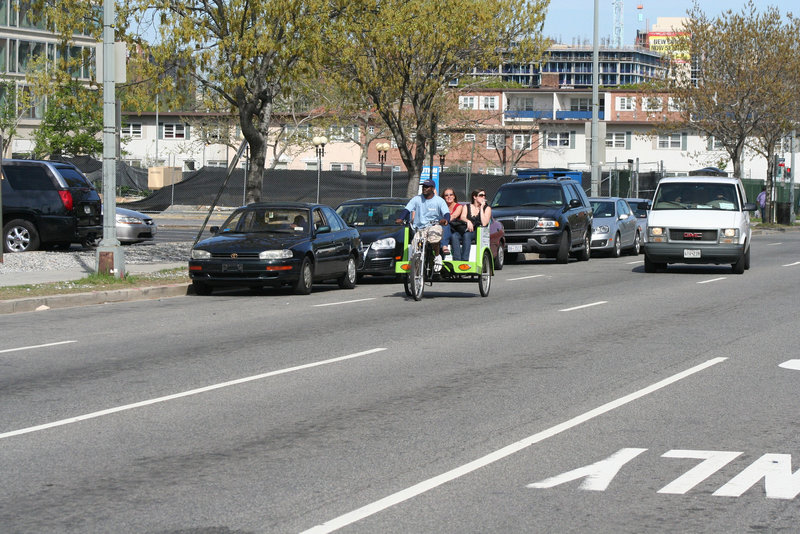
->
<box><xmin>312</xmin><ymin>135</ymin><xmax>327</xmax><ymax>203</ymax></box>
<box><xmin>438</xmin><ymin>148</ymin><xmax>448</xmax><ymax>170</ymax></box>
<box><xmin>377</xmin><ymin>142</ymin><xmax>389</xmax><ymax>174</ymax></box>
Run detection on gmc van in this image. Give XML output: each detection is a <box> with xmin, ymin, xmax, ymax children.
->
<box><xmin>642</xmin><ymin>175</ymin><xmax>757</xmax><ymax>274</ymax></box>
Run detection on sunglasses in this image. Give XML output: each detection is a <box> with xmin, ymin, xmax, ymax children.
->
<box><xmin>444</xmin><ymin>193</ymin><xmax>455</xmax><ymax>197</ymax></box>
<box><xmin>477</xmin><ymin>193</ymin><xmax>486</xmax><ymax>197</ymax></box>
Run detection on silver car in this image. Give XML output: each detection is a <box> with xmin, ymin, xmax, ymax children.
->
<box><xmin>624</xmin><ymin>197</ymin><xmax>651</xmax><ymax>244</ymax></box>
<box><xmin>589</xmin><ymin>197</ymin><xmax>641</xmax><ymax>257</ymax></box>
<box><xmin>87</xmin><ymin>207</ymin><xmax>157</xmax><ymax>246</ymax></box>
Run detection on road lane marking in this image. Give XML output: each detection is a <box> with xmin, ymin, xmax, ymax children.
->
<box><xmin>313</xmin><ymin>298</ymin><xmax>376</xmax><ymax>307</ymax></box>
<box><xmin>782</xmin><ymin>261</ymin><xmax>800</xmax><ymax>267</ymax></box>
<box><xmin>559</xmin><ymin>301</ymin><xmax>607</xmax><ymax>312</ymax></box>
<box><xmin>0</xmin><ymin>340</ymin><xmax>77</xmax><ymax>355</ymax></box>
<box><xmin>779</xmin><ymin>360</ymin><xmax>800</xmax><ymax>371</ymax></box>
<box><xmin>627</xmin><ymin>260</ymin><xmax>643</xmax><ymax>265</ymax></box>
<box><xmin>506</xmin><ymin>274</ymin><xmax>545</xmax><ymax>281</ymax></box>
<box><xmin>767</xmin><ymin>242</ymin><xmax>782</xmax><ymax>246</ymax></box>
<box><xmin>301</xmin><ymin>357</ymin><xmax>727</xmax><ymax>534</ymax></box>
<box><xmin>0</xmin><ymin>347</ymin><xmax>387</xmax><ymax>441</ymax></box>
<box><xmin>697</xmin><ymin>277</ymin><xmax>727</xmax><ymax>284</ymax></box>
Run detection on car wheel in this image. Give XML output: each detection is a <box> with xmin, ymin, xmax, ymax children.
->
<box><xmin>403</xmin><ymin>274</ymin><xmax>412</xmax><ymax>296</ymax></box>
<box><xmin>493</xmin><ymin>244</ymin><xmax>504</xmax><ymax>270</ymax></box>
<box><xmin>3</xmin><ymin>219</ymin><xmax>40</xmax><ymax>253</ymax></box>
<box><xmin>506</xmin><ymin>251</ymin><xmax>519</xmax><ymax>264</ymax></box>
<box><xmin>629</xmin><ymin>231</ymin><xmax>641</xmax><ymax>256</ymax></box>
<box><xmin>556</xmin><ymin>231</ymin><xmax>570</xmax><ymax>264</ymax></box>
<box><xmin>294</xmin><ymin>256</ymin><xmax>314</xmax><ymax>294</ymax></box>
<box><xmin>338</xmin><ymin>255</ymin><xmax>357</xmax><ymax>289</ymax></box>
<box><xmin>576</xmin><ymin>230</ymin><xmax>591</xmax><ymax>261</ymax></box>
<box><xmin>192</xmin><ymin>281</ymin><xmax>213</xmax><ymax>295</ymax></box>
<box><xmin>744</xmin><ymin>245</ymin><xmax>751</xmax><ymax>270</ymax></box>
<box><xmin>613</xmin><ymin>232</ymin><xmax>622</xmax><ymax>258</ymax></box>
<box><xmin>644</xmin><ymin>255</ymin><xmax>665</xmax><ymax>273</ymax></box>
<box><xmin>82</xmin><ymin>235</ymin><xmax>100</xmax><ymax>248</ymax></box>
<box><xmin>731</xmin><ymin>252</ymin><xmax>746</xmax><ymax>274</ymax></box>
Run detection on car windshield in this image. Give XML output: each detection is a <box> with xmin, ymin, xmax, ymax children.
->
<box><xmin>218</xmin><ymin>208</ymin><xmax>311</xmax><ymax>234</ymax></box>
<box><xmin>336</xmin><ymin>203</ymin><xmax>405</xmax><ymax>226</ymax></box>
<box><xmin>492</xmin><ymin>185</ymin><xmax>564</xmax><ymax>208</ymax></box>
<box><xmin>653</xmin><ymin>183</ymin><xmax>739</xmax><ymax>211</ymax></box>
<box><xmin>590</xmin><ymin>201</ymin><xmax>615</xmax><ymax>218</ymax></box>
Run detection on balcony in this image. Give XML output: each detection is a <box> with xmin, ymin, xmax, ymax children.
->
<box><xmin>504</xmin><ymin>110</ymin><xmax>554</xmax><ymax>120</ymax></box>
<box><xmin>555</xmin><ymin>111</ymin><xmax>604</xmax><ymax>120</ymax></box>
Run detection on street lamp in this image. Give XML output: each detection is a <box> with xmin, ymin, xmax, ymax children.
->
<box><xmin>377</xmin><ymin>142</ymin><xmax>389</xmax><ymax>174</ymax></box>
<box><xmin>439</xmin><ymin>148</ymin><xmax>448</xmax><ymax>170</ymax></box>
<box><xmin>312</xmin><ymin>135</ymin><xmax>327</xmax><ymax>203</ymax></box>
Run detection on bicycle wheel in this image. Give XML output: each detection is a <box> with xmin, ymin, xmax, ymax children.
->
<box><xmin>410</xmin><ymin>240</ymin><xmax>425</xmax><ymax>301</ymax></box>
<box><xmin>479</xmin><ymin>250</ymin><xmax>492</xmax><ymax>297</ymax></box>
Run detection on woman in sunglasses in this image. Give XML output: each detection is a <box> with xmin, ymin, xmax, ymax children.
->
<box><xmin>461</xmin><ymin>189</ymin><xmax>492</xmax><ymax>262</ymax></box>
<box><xmin>441</xmin><ymin>188</ymin><xmax>466</xmax><ymax>260</ymax></box>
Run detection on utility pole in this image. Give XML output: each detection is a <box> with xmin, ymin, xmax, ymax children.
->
<box><xmin>791</xmin><ymin>130</ymin><xmax>796</xmax><ymax>225</ymax></box>
<box><xmin>590</xmin><ymin>0</ymin><xmax>600</xmax><ymax>196</ymax></box>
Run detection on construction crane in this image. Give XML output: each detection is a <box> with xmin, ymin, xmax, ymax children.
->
<box><xmin>613</xmin><ymin>0</ymin><xmax>623</xmax><ymax>48</ymax></box>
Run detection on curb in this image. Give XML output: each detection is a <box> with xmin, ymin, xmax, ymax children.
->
<box><xmin>0</xmin><ymin>283</ymin><xmax>192</xmax><ymax>315</ymax></box>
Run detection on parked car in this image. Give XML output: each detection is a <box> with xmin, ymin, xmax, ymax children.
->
<box><xmin>588</xmin><ymin>197</ymin><xmax>641</xmax><ymax>257</ymax></box>
<box><xmin>642</xmin><ymin>175</ymin><xmax>756</xmax><ymax>274</ymax></box>
<box><xmin>491</xmin><ymin>177</ymin><xmax>592</xmax><ymax>264</ymax></box>
<box><xmin>624</xmin><ymin>197</ymin><xmax>651</xmax><ymax>244</ymax></box>
<box><xmin>86</xmin><ymin>206</ymin><xmax>158</xmax><ymax>246</ymax></box>
<box><xmin>189</xmin><ymin>202</ymin><xmax>361</xmax><ymax>295</ymax></box>
<box><xmin>335</xmin><ymin>197</ymin><xmax>409</xmax><ymax>279</ymax></box>
<box><xmin>2</xmin><ymin>159</ymin><xmax>102</xmax><ymax>252</ymax></box>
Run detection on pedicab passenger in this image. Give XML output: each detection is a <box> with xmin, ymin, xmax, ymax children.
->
<box><xmin>461</xmin><ymin>189</ymin><xmax>492</xmax><ymax>262</ymax></box>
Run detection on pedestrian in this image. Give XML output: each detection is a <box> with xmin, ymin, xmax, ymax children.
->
<box><xmin>441</xmin><ymin>188</ymin><xmax>466</xmax><ymax>260</ymax></box>
<box><xmin>756</xmin><ymin>186</ymin><xmax>767</xmax><ymax>222</ymax></box>
<box><xmin>461</xmin><ymin>188</ymin><xmax>492</xmax><ymax>262</ymax></box>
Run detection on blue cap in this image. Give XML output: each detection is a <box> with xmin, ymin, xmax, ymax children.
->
<box><xmin>421</xmin><ymin>179</ymin><xmax>436</xmax><ymax>187</ymax></box>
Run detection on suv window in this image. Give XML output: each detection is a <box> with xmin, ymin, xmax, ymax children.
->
<box><xmin>492</xmin><ymin>183</ymin><xmax>563</xmax><ymax>207</ymax></box>
<box><xmin>57</xmin><ymin>167</ymin><xmax>94</xmax><ymax>188</ymax></box>
<box><xmin>3</xmin><ymin>166</ymin><xmax>54</xmax><ymax>190</ymax></box>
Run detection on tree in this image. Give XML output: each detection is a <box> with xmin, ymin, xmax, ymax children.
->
<box><xmin>322</xmin><ymin>0</ymin><xmax>550</xmax><ymax>197</ymax></box>
<box><xmin>0</xmin><ymin>81</ymin><xmax>32</xmax><ymax>155</ymax></box>
<box><xmin>32</xmin><ymin>79</ymin><xmax>103</xmax><ymax>158</ymax></box>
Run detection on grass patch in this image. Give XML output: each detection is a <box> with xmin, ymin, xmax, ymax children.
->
<box><xmin>0</xmin><ymin>268</ymin><xmax>190</xmax><ymax>300</ymax></box>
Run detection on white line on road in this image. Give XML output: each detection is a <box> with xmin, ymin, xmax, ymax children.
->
<box><xmin>559</xmin><ymin>301</ymin><xmax>607</xmax><ymax>312</ymax></box>
<box><xmin>506</xmin><ymin>274</ymin><xmax>545</xmax><ymax>281</ymax></box>
<box><xmin>313</xmin><ymin>298</ymin><xmax>376</xmax><ymax>307</ymax></box>
<box><xmin>698</xmin><ymin>277</ymin><xmax>727</xmax><ymax>284</ymax></box>
<box><xmin>0</xmin><ymin>347</ymin><xmax>387</xmax><ymax>441</ymax></box>
<box><xmin>767</xmin><ymin>242</ymin><xmax>783</xmax><ymax>246</ymax></box>
<box><xmin>627</xmin><ymin>260</ymin><xmax>644</xmax><ymax>265</ymax></box>
<box><xmin>0</xmin><ymin>340</ymin><xmax>77</xmax><ymax>355</ymax></box>
<box><xmin>782</xmin><ymin>261</ymin><xmax>800</xmax><ymax>267</ymax></box>
<box><xmin>301</xmin><ymin>357</ymin><xmax>728</xmax><ymax>534</ymax></box>
<box><xmin>778</xmin><ymin>360</ymin><xmax>800</xmax><ymax>371</ymax></box>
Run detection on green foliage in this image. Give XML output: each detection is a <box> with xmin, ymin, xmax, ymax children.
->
<box><xmin>32</xmin><ymin>80</ymin><xmax>102</xmax><ymax>158</ymax></box>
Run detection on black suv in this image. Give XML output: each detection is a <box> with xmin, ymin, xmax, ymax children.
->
<box><xmin>491</xmin><ymin>178</ymin><xmax>593</xmax><ymax>263</ymax></box>
<box><xmin>2</xmin><ymin>160</ymin><xmax>102</xmax><ymax>252</ymax></box>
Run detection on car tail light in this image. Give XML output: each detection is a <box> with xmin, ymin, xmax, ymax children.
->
<box><xmin>58</xmin><ymin>190</ymin><xmax>74</xmax><ymax>211</ymax></box>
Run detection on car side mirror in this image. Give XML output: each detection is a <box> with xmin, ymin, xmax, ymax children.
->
<box><xmin>210</xmin><ymin>226</ymin><xmax>219</xmax><ymax>234</ymax></box>
<box><xmin>569</xmin><ymin>198</ymin><xmax>581</xmax><ymax>208</ymax></box>
<box><xmin>315</xmin><ymin>225</ymin><xmax>331</xmax><ymax>234</ymax></box>
<box><xmin>637</xmin><ymin>202</ymin><xmax>650</xmax><ymax>211</ymax></box>
<box><xmin>619</xmin><ymin>213</ymin><xmax>629</xmax><ymax>220</ymax></box>
<box><xmin>743</xmin><ymin>202</ymin><xmax>758</xmax><ymax>212</ymax></box>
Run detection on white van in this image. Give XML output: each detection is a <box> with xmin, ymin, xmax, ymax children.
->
<box><xmin>642</xmin><ymin>175</ymin><xmax>758</xmax><ymax>274</ymax></box>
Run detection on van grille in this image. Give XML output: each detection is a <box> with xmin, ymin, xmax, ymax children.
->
<box><xmin>669</xmin><ymin>229</ymin><xmax>718</xmax><ymax>241</ymax></box>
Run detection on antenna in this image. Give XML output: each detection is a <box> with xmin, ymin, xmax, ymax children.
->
<box><xmin>613</xmin><ymin>0</ymin><xmax>624</xmax><ymax>48</ymax></box>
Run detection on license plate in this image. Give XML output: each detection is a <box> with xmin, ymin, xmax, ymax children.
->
<box><xmin>508</xmin><ymin>244</ymin><xmax>523</xmax><ymax>253</ymax></box>
<box><xmin>683</xmin><ymin>249</ymin><xmax>701</xmax><ymax>258</ymax></box>
<box><xmin>222</xmin><ymin>263</ymin><xmax>243</xmax><ymax>272</ymax></box>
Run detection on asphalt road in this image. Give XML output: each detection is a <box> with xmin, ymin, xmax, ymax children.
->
<box><xmin>1</xmin><ymin>232</ymin><xmax>799</xmax><ymax>533</ymax></box>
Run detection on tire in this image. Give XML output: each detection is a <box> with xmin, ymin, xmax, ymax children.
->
<box><xmin>192</xmin><ymin>281</ymin><xmax>213</xmax><ymax>295</ymax></box>
<box><xmin>82</xmin><ymin>235</ymin><xmax>100</xmax><ymax>248</ymax></box>
<box><xmin>294</xmin><ymin>256</ymin><xmax>314</xmax><ymax>294</ymax></box>
<box><xmin>506</xmin><ymin>251</ymin><xmax>519</xmax><ymax>264</ymax></box>
<box><xmin>403</xmin><ymin>274</ymin><xmax>412</xmax><ymax>296</ymax></box>
<box><xmin>493</xmin><ymin>244</ymin><xmax>504</xmax><ymax>270</ymax></box>
<box><xmin>338</xmin><ymin>255</ymin><xmax>357</xmax><ymax>289</ymax></box>
<box><xmin>612</xmin><ymin>232</ymin><xmax>622</xmax><ymax>258</ymax></box>
<box><xmin>744</xmin><ymin>245</ymin><xmax>751</xmax><ymax>270</ymax></box>
<box><xmin>479</xmin><ymin>251</ymin><xmax>492</xmax><ymax>297</ymax></box>
<box><xmin>643</xmin><ymin>254</ymin><xmax>665</xmax><ymax>273</ymax></box>
<box><xmin>410</xmin><ymin>249</ymin><xmax>425</xmax><ymax>301</ymax></box>
<box><xmin>629</xmin><ymin>231</ymin><xmax>641</xmax><ymax>256</ymax></box>
<box><xmin>576</xmin><ymin>231</ymin><xmax>591</xmax><ymax>261</ymax></box>
<box><xmin>731</xmin><ymin>252</ymin><xmax>746</xmax><ymax>274</ymax></box>
<box><xmin>556</xmin><ymin>231</ymin><xmax>570</xmax><ymax>264</ymax></box>
<box><xmin>3</xmin><ymin>219</ymin><xmax>40</xmax><ymax>253</ymax></box>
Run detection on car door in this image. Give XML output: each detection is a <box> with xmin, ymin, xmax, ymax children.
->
<box><xmin>321</xmin><ymin>206</ymin><xmax>352</xmax><ymax>275</ymax></box>
<box><xmin>617</xmin><ymin>199</ymin><xmax>636</xmax><ymax>246</ymax></box>
<box><xmin>565</xmin><ymin>183</ymin><xmax>590</xmax><ymax>246</ymax></box>
<box><xmin>311</xmin><ymin>208</ymin><xmax>337</xmax><ymax>277</ymax></box>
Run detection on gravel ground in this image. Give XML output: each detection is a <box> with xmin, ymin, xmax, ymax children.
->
<box><xmin>0</xmin><ymin>242</ymin><xmax>192</xmax><ymax>273</ymax></box>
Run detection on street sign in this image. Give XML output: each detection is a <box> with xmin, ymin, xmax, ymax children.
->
<box><xmin>419</xmin><ymin>166</ymin><xmax>440</xmax><ymax>193</ymax></box>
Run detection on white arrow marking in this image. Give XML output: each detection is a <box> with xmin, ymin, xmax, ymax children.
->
<box><xmin>713</xmin><ymin>454</ymin><xmax>800</xmax><ymax>499</ymax></box>
<box><xmin>779</xmin><ymin>360</ymin><xmax>800</xmax><ymax>371</ymax></box>
<box><xmin>528</xmin><ymin>448</ymin><xmax>648</xmax><ymax>491</ymax></box>
<box><xmin>658</xmin><ymin>450</ymin><xmax>742</xmax><ymax>494</ymax></box>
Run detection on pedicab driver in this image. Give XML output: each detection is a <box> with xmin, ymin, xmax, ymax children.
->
<box><xmin>396</xmin><ymin>179</ymin><xmax>451</xmax><ymax>269</ymax></box>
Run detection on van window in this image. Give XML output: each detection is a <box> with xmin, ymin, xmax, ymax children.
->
<box><xmin>2</xmin><ymin>166</ymin><xmax>54</xmax><ymax>190</ymax></box>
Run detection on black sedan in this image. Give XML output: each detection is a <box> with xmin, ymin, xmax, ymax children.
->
<box><xmin>189</xmin><ymin>202</ymin><xmax>361</xmax><ymax>295</ymax></box>
<box><xmin>336</xmin><ymin>197</ymin><xmax>409</xmax><ymax>279</ymax></box>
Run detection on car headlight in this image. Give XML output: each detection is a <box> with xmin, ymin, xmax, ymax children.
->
<box><xmin>536</xmin><ymin>218</ymin><xmax>560</xmax><ymax>229</ymax></box>
<box><xmin>259</xmin><ymin>249</ymin><xmax>293</xmax><ymax>259</ymax></box>
<box><xmin>371</xmin><ymin>237</ymin><xmax>396</xmax><ymax>249</ymax></box>
<box><xmin>191</xmin><ymin>249</ymin><xmax>211</xmax><ymax>259</ymax></box>
<box><xmin>648</xmin><ymin>227</ymin><xmax>666</xmax><ymax>242</ymax></box>
<box><xmin>116</xmin><ymin>215</ymin><xmax>142</xmax><ymax>224</ymax></box>
<box><xmin>594</xmin><ymin>225</ymin><xmax>610</xmax><ymax>234</ymax></box>
<box><xmin>722</xmin><ymin>228</ymin><xmax>739</xmax><ymax>238</ymax></box>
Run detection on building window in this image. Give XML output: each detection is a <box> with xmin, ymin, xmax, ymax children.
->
<box><xmin>643</xmin><ymin>97</ymin><xmax>663</xmax><ymax>112</ymax></box>
<box><xmin>459</xmin><ymin>96</ymin><xmax>476</xmax><ymax>110</ymax></box>
<box><xmin>330</xmin><ymin>163</ymin><xmax>353</xmax><ymax>171</ymax></box>
<box><xmin>547</xmin><ymin>131</ymin><xmax>570</xmax><ymax>147</ymax></box>
<box><xmin>162</xmin><ymin>123</ymin><xmax>187</xmax><ymax>139</ymax></box>
<box><xmin>605</xmin><ymin>132</ymin><xmax>625</xmax><ymax>148</ymax></box>
<box><xmin>571</xmin><ymin>97</ymin><xmax>591</xmax><ymax>111</ymax></box>
<box><xmin>368</xmin><ymin>125</ymin><xmax>375</xmax><ymax>134</ymax></box>
<box><xmin>486</xmin><ymin>133</ymin><xmax>505</xmax><ymax>149</ymax></box>
<box><xmin>616</xmin><ymin>96</ymin><xmax>636</xmax><ymax>111</ymax></box>
<box><xmin>305</xmin><ymin>161</ymin><xmax>319</xmax><ymax>171</ymax></box>
<box><xmin>480</xmin><ymin>96</ymin><xmax>498</xmax><ymax>110</ymax></box>
<box><xmin>122</xmin><ymin>159</ymin><xmax>142</xmax><ymax>168</ymax></box>
<box><xmin>658</xmin><ymin>133</ymin><xmax>681</xmax><ymax>149</ymax></box>
<box><xmin>513</xmin><ymin>134</ymin><xmax>531</xmax><ymax>150</ymax></box>
<box><xmin>464</xmin><ymin>133</ymin><xmax>476</xmax><ymax>142</ymax></box>
<box><xmin>667</xmin><ymin>97</ymin><xmax>684</xmax><ymax>112</ymax></box>
<box><xmin>207</xmin><ymin>160</ymin><xmax>227</xmax><ymax>168</ymax></box>
<box><xmin>121</xmin><ymin>123</ymin><xmax>142</xmax><ymax>139</ymax></box>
